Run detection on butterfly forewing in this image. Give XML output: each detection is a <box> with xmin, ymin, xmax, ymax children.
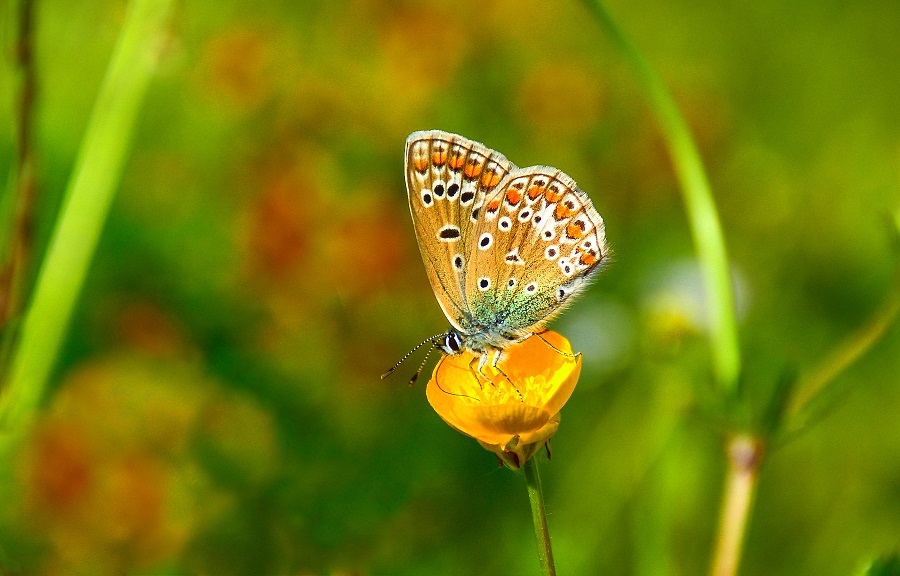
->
<box><xmin>405</xmin><ymin>130</ymin><xmax>516</xmax><ymax>331</ymax></box>
<box><xmin>465</xmin><ymin>166</ymin><xmax>607</xmax><ymax>336</ymax></box>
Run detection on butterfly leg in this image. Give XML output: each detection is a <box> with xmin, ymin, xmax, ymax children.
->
<box><xmin>469</xmin><ymin>352</ymin><xmax>505</xmax><ymax>390</ymax></box>
<box><xmin>463</xmin><ymin>350</ymin><xmax>523</xmax><ymax>401</ymax></box>
<box><xmin>467</xmin><ymin>355</ymin><xmax>487</xmax><ymax>389</ymax></box>
<box><xmin>489</xmin><ymin>349</ymin><xmax>523</xmax><ymax>402</ymax></box>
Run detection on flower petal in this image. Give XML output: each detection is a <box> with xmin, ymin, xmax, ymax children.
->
<box><xmin>426</xmin><ymin>368</ymin><xmax>551</xmax><ymax>445</ymax></box>
<box><xmin>425</xmin><ymin>331</ymin><xmax>581</xmax><ymax>454</ymax></box>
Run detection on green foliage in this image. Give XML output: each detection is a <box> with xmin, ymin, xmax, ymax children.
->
<box><xmin>862</xmin><ymin>554</ymin><xmax>900</xmax><ymax>576</ymax></box>
<box><xmin>0</xmin><ymin>0</ymin><xmax>898</xmax><ymax>575</ymax></box>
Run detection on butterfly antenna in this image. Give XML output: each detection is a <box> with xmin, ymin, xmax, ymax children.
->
<box><xmin>408</xmin><ymin>344</ymin><xmax>436</xmax><ymax>386</ymax></box>
<box><xmin>381</xmin><ymin>333</ymin><xmax>444</xmax><ymax>380</ymax></box>
<box><xmin>534</xmin><ymin>331</ymin><xmax>580</xmax><ymax>358</ymax></box>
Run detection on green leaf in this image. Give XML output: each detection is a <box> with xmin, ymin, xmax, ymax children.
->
<box><xmin>860</xmin><ymin>554</ymin><xmax>900</xmax><ymax>576</ymax></box>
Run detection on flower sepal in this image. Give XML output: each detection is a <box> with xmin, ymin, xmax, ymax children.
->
<box><xmin>477</xmin><ymin>415</ymin><xmax>558</xmax><ymax>470</ymax></box>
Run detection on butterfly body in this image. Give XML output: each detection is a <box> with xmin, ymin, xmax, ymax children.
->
<box><xmin>405</xmin><ymin>130</ymin><xmax>608</xmax><ymax>363</ymax></box>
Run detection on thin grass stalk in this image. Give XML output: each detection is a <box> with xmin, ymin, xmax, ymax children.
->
<box><xmin>0</xmin><ymin>0</ymin><xmax>173</xmax><ymax>434</ymax></box>
<box><xmin>581</xmin><ymin>0</ymin><xmax>741</xmax><ymax>394</ymax></box>
<box><xmin>0</xmin><ymin>0</ymin><xmax>38</xmax><ymax>364</ymax></box>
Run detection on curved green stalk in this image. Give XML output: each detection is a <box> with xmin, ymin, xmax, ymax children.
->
<box><xmin>0</xmin><ymin>0</ymin><xmax>173</xmax><ymax>434</ymax></box>
<box><xmin>785</xmin><ymin>258</ymin><xmax>900</xmax><ymax>436</ymax></box>
<box><xmin>524</xmin><ymin>456</ymin><xmax>557</xmax><ymax>576</ymax></box>
<box><xmin>582</xmin><ymin>0</ymin><xmax>741</xmax><ymax>394</ymax></box>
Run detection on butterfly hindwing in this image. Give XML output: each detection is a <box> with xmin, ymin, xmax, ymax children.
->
<box><xmin>405</xmin><ymin>130</ymin><xmax>516</xmax><ymax>331</ymax></box>
<box><xmin>465</xmin><ymin>166</ymin><xmax>607</xmax><ymax>337</ymax></box>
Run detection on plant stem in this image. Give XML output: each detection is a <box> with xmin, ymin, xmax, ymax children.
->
<box><xmin>709</xmin><ymin>435</ymin><xmax>763</xmax><ymax>576</ymax></box>
<box><xmin>0</xmin><ymin>0</ymin><xmax>173</xmax><ymax>434</ymax></box>
<box><xmin>0</xmin><ymin>0</ymin><xmax>37</xmax><ymax>353</ymax></box>
<box><xmin>524</xmin><ymin>456</ymin><xmax>557</xmax><ymax>576</ymax></box>
<box><xmin>581</xmin><ymin>0</ymin><xmax>741</xmax><ymax>394</ymax></box>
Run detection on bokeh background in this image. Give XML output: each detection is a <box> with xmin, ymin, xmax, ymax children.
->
<box><xmin>1</xmin><ymin>0</ymin><xmax>899</xmax><ymax>574</ymax></box>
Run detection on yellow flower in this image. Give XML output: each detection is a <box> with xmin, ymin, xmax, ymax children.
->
<box><xmin>426</xmin><ymin>331</ymin><xmax>581</xmax><ymax>469</ymax></box>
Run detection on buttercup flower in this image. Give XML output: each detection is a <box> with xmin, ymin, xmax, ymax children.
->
<box><xmin>426</xmin><ymin>331</ymin><xmax>581</xmax><ymax>469</ymax></box>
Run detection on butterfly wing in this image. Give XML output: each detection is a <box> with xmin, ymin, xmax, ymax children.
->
<box><xmin>405</xmin><ymin>130</ymin><xmax>516</xmax><ymax>331</ymax></box>
<box><xmin>465</xmin><ymin>166</ymin><xmax>608</xmax><ymax>338</ymax></box>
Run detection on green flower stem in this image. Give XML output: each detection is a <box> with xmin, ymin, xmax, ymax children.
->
<box><xmin>524</xmin><ymin>456</ymin><xmax>557</xmax><ymax>576</ymax></box>
<box><xmin>709</xmin><ymin>435</ymin><xmax>763</xmax><ymax>576</ymax></box>
<box><xmin>0</xmin><ymin>0</ymin><xmax>173</xmax><ymax>434</ymax></box>
<box><xmin>582</xmin><ymin>0</ymin><xmax>741</xmax><ymax>393</ymax></box>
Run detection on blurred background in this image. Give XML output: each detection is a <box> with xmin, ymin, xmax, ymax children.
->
<box><xmin>1</xmin><ymin>0</ymin><xmax>899</xmax><ymax>574</ymax></box>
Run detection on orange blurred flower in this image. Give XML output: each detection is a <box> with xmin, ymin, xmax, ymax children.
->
<box><xmin>426</xmin><ymin>331</ymin><xmax>581</xmax><ymax>469</ymax></box>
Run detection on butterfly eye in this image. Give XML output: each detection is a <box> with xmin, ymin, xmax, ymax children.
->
<box><xmin>420</xmin><ymin>190</ymin><xmax>434</xmax><ymax>207</ymax></box>
<box><xmin>557</xmin><ymin>287</ymin><xmax>568</xmax><ymax>301</ymax></box>
<box><xmin>558</xmin><ymin>258</ymin><xmax>574</xmax><ymax>276</ymax></box>
<box><xmin>525</xmin><ymin>282</ymin><xmax>538</xmax><ymax>293</ymax></box>
<box><xmin>517</xmin><ymin>208</ymin><xmax>532</xmax><ymax>223</ymax></box>
<box><xmin>545</xmin><ymin>245</ymin><xmax>559</xmax><ymax>260</ymax></box>
<box><xmin>443</xmin><ymin>332</ymin><xmax>462</xmax><ymax>354</ymax></box>
<box><xmin>543</xmin><ymin>229</ymin><xmax>554</xmax><ymax>241</ymax></box>
<box><xmin>478</xmin><ymin>233</ymin><xmax>493</xmax><ymax>250</ymax></box>
<box><xmin>453</xmin><ymin>254</ymin><xmax>464</xmax><ymax>271</ymax></box>
<box><xmin>460</xmin><ymin>190</ymin><xmax>475</xmax><ymax>205</ymax></box>
<box><xmin>478</xmin><ymin>277</ymin><xmax>491</xmax><ymax>291</ymax></box>
<box><xmin>508</xmin><ymin>278</ymin><xmax>517</xmax><ymax>288</ymax></box>
<box><xmin>498</xmin><ymin>217</ymin><xmax>511</xmax><ymax>231</ymax></box>
<box><xmin>447</xmin><ymin>183</ymin><xmax>459</xmax><ymax>199</ymax></box>
<box><xmin>433</xmin><ymin>180</ymin><xmax>446</xmax><ymax>198</ymax></box>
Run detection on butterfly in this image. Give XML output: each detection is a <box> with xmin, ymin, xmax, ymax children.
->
<box><xmin>383</xmin><ymin>130</ymin><xmax>608</xmax><ymax>383</ymax></box>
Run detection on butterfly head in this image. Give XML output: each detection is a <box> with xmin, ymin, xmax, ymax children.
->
<box><xmin>437</xmin><ymin>329</ymin><xmax>464</xmax><ymax>356</ymax></box>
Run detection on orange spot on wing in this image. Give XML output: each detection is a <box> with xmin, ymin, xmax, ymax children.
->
<box><xmin>554</xmin><ymin>203</ymin><xmax>577</xmax><ymax>220</ymax></box>
<box><xmin>505</xmin><ymin>188</ymin><xmax>522</xmax><ymax>206</ymax></box>
<box><xmin>566</xmin><ymin>220</ymin><xmax>587</xmax><ymax>239</ymax></box>
<box><xmin>449</xmin><ymin>148</ymin><xmax>466</xmax><ymax>170</ymax></box>
<box><xmin>481</xmin><ymin>170</ymin><xmax>501</xmax><ymax>188</ymax></box>
<box><xmin>544</xmin><ymin>187</ymin><xmax>564</xmax><ymax>203</ymax></box>
<box><xmin>527</xmin><ymin>186</ymin><xmax>545</xmax><ymax>200</ymax></box>
<box><xmin>413</xmin><ymin>157</ymin><xmax>429</xmax><ymax>171</ymax></box>
<box><xmin>486</xmin><ymin>199</ymin><xmax>502</xmax><ymax>213</ymax></box>
<box><xmin>432</xmin><ymin>148</ymin><xmax>448</xmax><ymax>166</ymax></box>
<box><xmin>464</xmin><ymin>156</ymin><xmax>484</xmax><ymax>179</ymax></box>
<box><xmin>579</xmin><ymin>252</ymin><xmax>598</xmax><ymax>266</ymax></box>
